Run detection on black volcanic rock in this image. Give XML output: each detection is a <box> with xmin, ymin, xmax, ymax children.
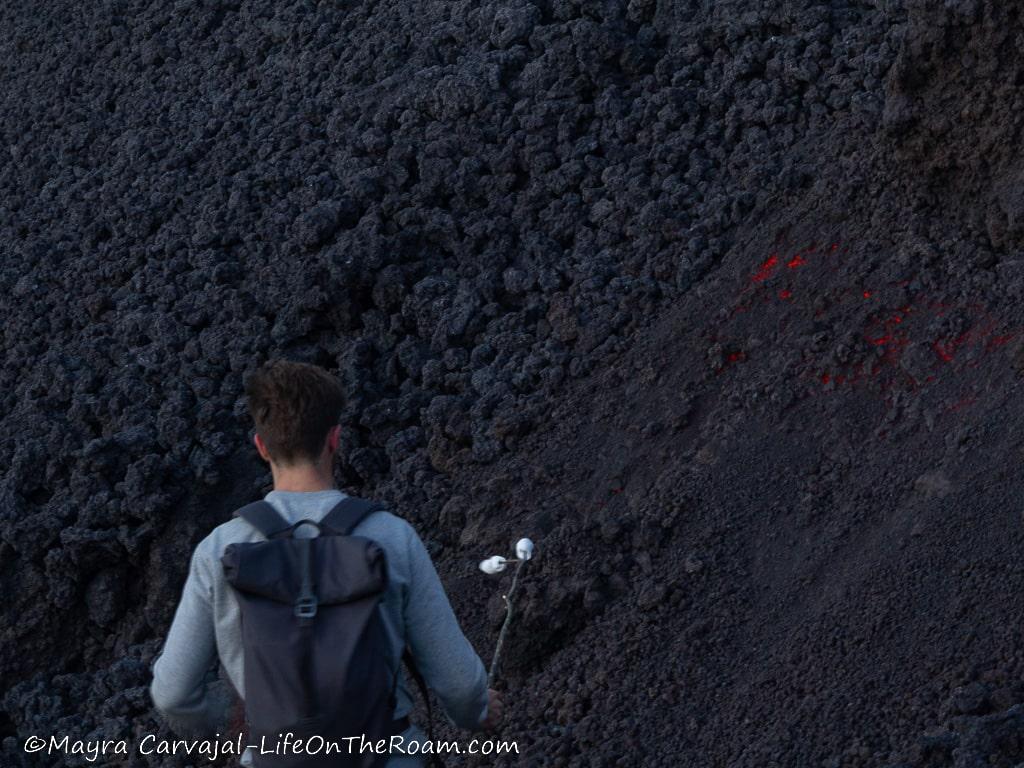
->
<box><xmin>8</xmin><ymin>1</ymin><xmax>1024</xmax><ymax>767</ymax></box>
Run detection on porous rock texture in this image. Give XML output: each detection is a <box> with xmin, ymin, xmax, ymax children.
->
<box><xmin>4</xmin><ymin>0</ymin><xmax>1024</xmax><ymax>766</ymax></box>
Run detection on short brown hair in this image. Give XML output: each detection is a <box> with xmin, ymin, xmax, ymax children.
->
<box><xmin>245</xmin><ymin>360</ymin><xmax>345</xmax><ymax>465</ymax></box>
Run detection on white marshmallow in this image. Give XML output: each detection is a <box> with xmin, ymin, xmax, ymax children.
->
<box><xmin>515</xmin><ymin>538</ymin><xmax>535</xmax><ymax>561</ymax></box>
<box><xmin>479</xmin><ymin>556</ymin><xmax>508</xmax><ymax>574</ymax></box>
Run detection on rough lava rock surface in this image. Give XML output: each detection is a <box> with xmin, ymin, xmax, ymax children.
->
<box><xmin>4</xmin><ymin>0</ymin><xmax>1024</xmax><ymax>766</ymax></box>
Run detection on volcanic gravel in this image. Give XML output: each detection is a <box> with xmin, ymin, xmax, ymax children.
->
<box><xmin>5</xmin><ymin>0</ymin><xmax>1024</xmax><ymax>766</ymax></box>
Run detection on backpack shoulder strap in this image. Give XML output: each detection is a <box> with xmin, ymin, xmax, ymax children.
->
<box><xmin>320</xmin><ymin>496</ymin><xmax>386</xmax><ymax>535</ymax></box>
<box><xmin>234</xmin><ymin>500</ymin><xmax>291</xmax><ymax>539</ymax></box>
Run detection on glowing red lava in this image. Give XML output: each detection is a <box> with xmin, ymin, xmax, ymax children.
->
<box><xmin>722</xmin><ymin>242</ymin><xmax>1018</xmax><ymax>411</ymax></box>
<box><xmin>751</xmin><ymin>254</ymin><xmax>779</xmax><ymax>283</ymax></box>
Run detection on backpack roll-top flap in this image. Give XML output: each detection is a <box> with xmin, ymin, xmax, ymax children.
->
<box><xmin>222</xmin><ymin>535</ymin><xmax>387</xmax><ymax>605</ymax></box>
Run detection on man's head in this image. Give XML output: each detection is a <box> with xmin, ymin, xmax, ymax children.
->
<box><xmin>245</xmin><ymin>360</ymin><xmax>345</xmax><ymax>468</ymax></box>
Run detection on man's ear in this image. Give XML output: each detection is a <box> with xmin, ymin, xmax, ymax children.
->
<box><xmin>326</xmin><ymin>425</ymin><xmax>341</xmax><ymax>454</ymax></box>
<box><xmin>253</xmin><ymin>433</ymin><xmax>271</xmax><ymax>462</ymax></box>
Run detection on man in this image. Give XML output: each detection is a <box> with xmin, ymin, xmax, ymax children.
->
<box><xmin>150</xmin><ymin>360</ymin><xmax>502</xmax><ymax>766</ymax></box>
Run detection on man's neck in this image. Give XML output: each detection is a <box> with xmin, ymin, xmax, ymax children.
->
<box><xmin>270</xmin><ymin>462</ymin><xmax>336</xmax><ymax>493</ymax></box>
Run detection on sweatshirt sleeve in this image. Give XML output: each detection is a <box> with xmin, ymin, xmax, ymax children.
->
<box><xmin>401</xmin><ymin>523</ymin><xmax>489</xmax><ymax>731</ymax></box>
<box><xmin>149</xmin><ymin>543</ymin><xmax>230</xmax><ymax>737</ymax></box>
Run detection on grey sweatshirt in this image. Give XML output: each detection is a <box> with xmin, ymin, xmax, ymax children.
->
<box><xmin>150</xmin><ymin>489</ymin><xmax>489</xmax><ymax>767</ymax></box>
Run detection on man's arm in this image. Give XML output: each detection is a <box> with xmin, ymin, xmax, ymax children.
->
<box><xmin>149</xmin><ymin>544</ymin><xmax>229</xmax><ymax>737</ymax></box>
<box><xmin>402</xmin><ymin>524</ymin><xmax>490</xmax><ymax>731</ymax></box>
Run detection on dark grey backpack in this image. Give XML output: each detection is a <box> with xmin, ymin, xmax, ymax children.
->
<box><xmin>221</xmin><ymin>496</ymin><xmax>404</xmax><ymax>768</ymax></box>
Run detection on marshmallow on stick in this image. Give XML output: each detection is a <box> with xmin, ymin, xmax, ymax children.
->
<box><xmin>478</xmin><ymin>537</ymin><xmax>536</xmax><ymax>684</ymax></box>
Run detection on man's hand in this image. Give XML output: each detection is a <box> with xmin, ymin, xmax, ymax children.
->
<box><xmin>480</xmin><ymin>689</ymin><xmax>504</xmax><ymax>730</ymax></box>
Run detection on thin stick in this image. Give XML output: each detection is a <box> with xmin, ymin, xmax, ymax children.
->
<box><xmin>488</xmin><ymin>559</ymin><xmax>526</xmax><ymax>685</ymax></box>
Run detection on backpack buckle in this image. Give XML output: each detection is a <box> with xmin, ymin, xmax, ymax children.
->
<box><xmin>294</xmin><ymin>596</ymin><xmax>318</xmax><ymax>619</ymax></box>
